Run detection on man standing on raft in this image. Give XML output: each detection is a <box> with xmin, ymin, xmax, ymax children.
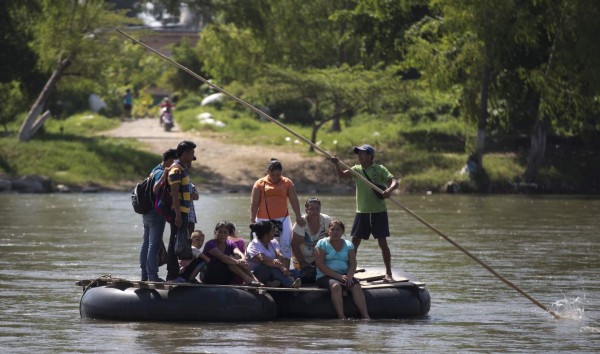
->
<box><xmin>331</xmin><ymin>144</ymin><xmax>399</xmax><ymax>282</ymax></box>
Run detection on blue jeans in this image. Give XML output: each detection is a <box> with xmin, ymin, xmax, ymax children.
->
<box><xmin>140</xmin><ymin>209</ymin><xmax>166</xmax><ymax>281</ymax></box>
<box><xmin>252</xmin><ymin>264</ymin><xmax>293</xmax><ymax>287</ymax></box>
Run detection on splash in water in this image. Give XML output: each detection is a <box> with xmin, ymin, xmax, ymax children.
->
<box><xmin>580</xmin><ymin>326</ymin><xmax>600</xmax><ymax>333</ymax></box>
<box><xmin>551</xmin><ymin>296</ymin><xmax>585</xmax><ymax>320</ymax></box>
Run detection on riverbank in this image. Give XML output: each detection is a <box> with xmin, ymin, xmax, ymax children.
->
<box><xmin>0</xmin><ymin>117</ymin><xmax>348</xmax><ymax>194</ymax></box>
<box><xmin>1</xmin><ymin>114</ymin><xmax>598</xmax><ymax>194</ymax></box>
<box><xmin>100</xmin><ymin>117</ymin><xmax>346</xmax><ymax>194</ymax></box>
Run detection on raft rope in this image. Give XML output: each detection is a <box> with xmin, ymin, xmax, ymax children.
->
<box><xmin>81</xmin><ymin>274</ymin><xmax>112</xmax><ymax>295</ymax></box>
<box><xmin>116</xmin><ymin>29</ymin><xmax>562</xmax><ymax>320</ymax></box>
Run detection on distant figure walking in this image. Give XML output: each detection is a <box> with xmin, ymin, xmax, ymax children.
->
<box><xmin>123</xmin><ymin>89</ymin><xmax>133</xmax><ymax>119</ymax></box>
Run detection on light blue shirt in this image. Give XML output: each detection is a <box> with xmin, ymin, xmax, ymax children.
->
<box><xmin>315</xmin><ymin>238</ymin><xmax>354</xmax><ymax>279</ymax></box>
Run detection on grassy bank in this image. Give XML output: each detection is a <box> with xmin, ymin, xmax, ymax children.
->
<box><xmin>1</xmin><ymin>109</ymin><xmax>598</xmax><ymax>193</ymax></box>
<box><xmin>0</xmin><ymin>113</ymin><xmax>159</xmax><ymax>190</ymax></box>
<box><xmin>176</xmin><ymin>103</ymin><xmax>599</xmax><ymax>193</ymax></box>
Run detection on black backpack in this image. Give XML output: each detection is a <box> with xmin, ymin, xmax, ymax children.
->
<box><xmin>131</xmin><ymin>171</ymin><xmax>156</xmax><ymax>214</ymax></box>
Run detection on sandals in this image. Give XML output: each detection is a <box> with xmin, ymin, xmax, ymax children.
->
<box><xmin>383</xmin><ymin>274</ymin><xmax>395</xmax><ymax>283</ymax></box>
<box><xmin>291</xmin><ymin>278</ymin><xmax>302</xmax><ymax>288</ymax></box>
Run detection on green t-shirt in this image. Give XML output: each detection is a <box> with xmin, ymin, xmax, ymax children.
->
<box><xmin>351</xmin><ymin>163</ymin><xmax>394</xmax><ymax>213</ymax></box>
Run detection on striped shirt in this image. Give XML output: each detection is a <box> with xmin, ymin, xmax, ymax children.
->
<box><xmin>168</xmin><ymin>160</ymin><xmax>192</xmax><ymax>213</ymax></box>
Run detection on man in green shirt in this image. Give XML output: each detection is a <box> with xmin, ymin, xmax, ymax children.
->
<box><xmin>331</xmin><ymin>144</ymin><xmax>399</xmax><ymax>282</ymax></box>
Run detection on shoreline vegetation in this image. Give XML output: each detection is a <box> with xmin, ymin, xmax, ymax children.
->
<box><xmin>1</xmin><ymin>109</ymin><xmax>598</xmax><ymax>195</ymax></box>
<box><xmin>3</xmin><ymin>2</ymin><xmax>600</xmax><ymax>196</ymax></box>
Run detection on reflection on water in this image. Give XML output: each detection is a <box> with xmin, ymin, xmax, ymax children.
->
<box><xmin>0</xmin><ymin>193</ymin><xmax>599</xmax><ymax>352</ymax></box>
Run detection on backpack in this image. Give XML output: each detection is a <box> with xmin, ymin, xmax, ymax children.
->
<box><xmin>131</xmin><ymin>171</ymin><xmax>156</xmax><ymax>214</ymax></box>
<box><xmin>154</xmin><ymin>178</ymin><xmax>174</xmax><ymax>222</ymax></box>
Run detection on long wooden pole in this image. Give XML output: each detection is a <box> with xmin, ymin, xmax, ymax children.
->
<box><xmin>116</xmin><ymin>29</ymin><xmax>561</xmax><ymax>319</ymax></box>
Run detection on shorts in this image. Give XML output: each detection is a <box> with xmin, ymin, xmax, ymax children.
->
<box><xmin>350</xmin><ymin>212</ymin><xmax>390</xmax><ymax>240</ymax></box>
<box><xmin>316</xmin><ymin>275</ymin><xmax>360</xmax><ymax>289</ymax></box>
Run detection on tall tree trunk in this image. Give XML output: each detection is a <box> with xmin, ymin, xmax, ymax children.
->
<box><xmin>331</xmin><ymin>19</ymin><xmax>347</xmax><ymax>134</ymax></box>
<box><xmin>329</xmin><ymin>102</ymin><xmax>342</xmax><ymax>132</ymax></box>
<box><xmin>525</xmin><ymin>118</ymin><xmax>547</xmax><ymax>182</ymax></box>
<box><xmin>30</xmin><ymin>110</ymin><xmax>52</xmax><ymax>137</ymax></box>
<box><xmin>18</xmin><ymin>57</ymin><xmax>71</xmax><ymax>142</ymax></box>
<box><xmin>309</xmin><ymin>122</ymin><xmax>318</xmax><ymax>153</ymax></box>
<box><xmin>524</xmin><ymin>23</ymin><xmax>559</xmax><ymax>183</ymax></box>
<box><xmin>474</xmin><ymin>64</ymin><xmax>490</xmax><ymax>166</ymax></box>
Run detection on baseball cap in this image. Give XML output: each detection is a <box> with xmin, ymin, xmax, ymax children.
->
<box><xmin>353</xmin><ymin>144</ymin><xmax>375</xmax><ymax>155</ymax></box>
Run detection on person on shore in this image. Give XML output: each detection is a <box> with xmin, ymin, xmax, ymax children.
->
<box><xmin>159</xmin><ymin>96</ymin><xmax>174</xmax><ymax>126</ymax></box>
<box><xmin>250</xmin><ymin>158</ymin><xmax>305</xmax><ymax>269</ymax></box>
<box><xmin>140</xmin><ymin>148</ymin><xmax>177</xmax><ymax>282</ymax></box>
<box><xmin>202</xmin><ymin>222</ymin><xmax>263</xmax><ymax>286</ymax></box>
<box><xmin>165</xmin><ymin>140</ymin><xmax>197</xmax><ymax>281</ymax></box>
<box><xmin>123</xmin><ymin>88</ymin><xmax>133</xmax><ymax>119</ymax></box>
<box><xmin>315</xmin><ymin>220</ymin><xmax>370</xmax><ymax>320</ymax></box>
<box><xmin>291</xmin><ymin>198</ymin><xmax>332</xmax><ymax>284</ymax></box>
<box><xmin>176</xmin><ymin>230</ymin><xmax>211</xmax><ymax>283</ymax></box>
<box><xmin>331</xmin><ymin>144</ymin><xmax>399</xmax><ymax>282</ymax></box>
<box><xmin>246</xmin><ymin>221</ymin><xmax>301</xmax><ymax>288</ymax></box>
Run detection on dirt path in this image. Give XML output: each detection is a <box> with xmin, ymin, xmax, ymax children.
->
<box><xmin>103</xmin><ymin>118</ymin><xmax>345</xmax><ymax>193</ymax></box>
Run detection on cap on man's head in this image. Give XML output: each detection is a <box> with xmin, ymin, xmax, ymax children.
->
<box><xmin>162</xmin><ymin>148</ymin><xmax>177</xmax><ymax>162</ymax></box>
<box><xmin>353</xmin><ymin>144</ymin><xmax>375</xmax><ymax>155</ymax></box>
<box><xmin>176</xmin><ymin>140</ymin><xmax>197</xmax><ymax>160</ymax></box>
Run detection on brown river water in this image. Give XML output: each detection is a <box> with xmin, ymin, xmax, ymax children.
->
<box><xmin>0</xmin><ymin>193</ymin><xmax>598</xmax><ymax>353</ymax></box>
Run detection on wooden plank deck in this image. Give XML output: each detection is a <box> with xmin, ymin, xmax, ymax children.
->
<box><xmin>75</xmin><ymin>271</ymin><xmax>420</xmax><ymax>294</ymax></box>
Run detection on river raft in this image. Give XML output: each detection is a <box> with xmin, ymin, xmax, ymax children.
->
<box><xmin>77</xmin><ymin>271</ymin><xmax>430</xmax><ymax>321</ymax></box>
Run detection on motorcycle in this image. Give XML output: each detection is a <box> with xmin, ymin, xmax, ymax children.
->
<box><xmin>160</xmin><ymin>107</ymin><xmax>174</xmax><ymax>132</ymax></box>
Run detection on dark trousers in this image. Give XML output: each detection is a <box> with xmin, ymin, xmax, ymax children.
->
<box><xmin>166</xmin><ymin>213</ymin><xmax>189</xmax><ymax>280</ymax></box>
<box><xmin>179</xmin><ymin>257</ymin><xmax>206</xmax><ymax>280</ymax></box>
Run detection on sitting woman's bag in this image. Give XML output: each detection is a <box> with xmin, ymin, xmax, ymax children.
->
<box><xmin>269</xmin><ymin>219</ymin><xmax>283</xmax><ymax>238</ymax></box>
<box><xmin>299</xmin><ymin>264</ymin><xmax>317</xmax><ymax>284</ymax></box>
<box><xmin>262</xmin><ymin>180</ymin><xmax>286</xmax><ymax>237</ymax></box>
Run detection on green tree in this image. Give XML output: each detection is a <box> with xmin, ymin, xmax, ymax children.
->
<box><xmin>250</xmin><ymin>65</ymin><xmax>399</xmax><ymax>152</ymax></box>
<box><xmin>18</xmin><ymin>0</ymin><xmax>136</xmax><ymax>142</ymax></box>
<box><xmin>101</xmin><ymin>39</ymin><xmax>168</xmax><ymax>117</ymax></box>
<box><xmin>196</xmin><ymin>0</ymin><xmax>362</xmax><ymax>84</ymax></box>
<box><xmin>167</xmin><ymin>38</ymin><xmax>206</xmax><ymax>94</ymax></box>
<box><xmin>520</xmin><ymin>0</ymin><xmax>600</xmax><ymax>182</ymax></box>
<box><xmin>408</xmin><ymin>0</ymin><xmax>600</xmax><ymax>184</ymax></box>
<box><xmin>332</xmin><ymin>0</ymin><xmax>431</xmax><ymax>68</ymax></box>
<box><xmin>1</xmin><ymin>1</ymin><xmax>46</xmax><ymax>105</ymax></box>
<box><xmin>197</xmin><ymin>22</ymin><xmax>266</xmax><ymax>84</ymax></box>
<box><xmin>407</xmin><ymin>0</ymin><xmax>540</xmax><ymax>186</ymax></box>
<box><xmin>0</xmin><ymin>82</ymin><xmax>26</xmax><ymax>133</ymax></box>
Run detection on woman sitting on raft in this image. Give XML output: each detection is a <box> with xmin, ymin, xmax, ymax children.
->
<box><xmin>246</xmin><ymin>221</ymin><xmax>301</xmax><ymax>288</ymax></box>
<box><xmin>314</xmin><ymin>220</ymin><xmax>371</xmax><ymax>320</ymax></box>
<box><xmin>202</xmin><ymin>222</ymin><xmax>263</xmax><ymax>286</ymax></box>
